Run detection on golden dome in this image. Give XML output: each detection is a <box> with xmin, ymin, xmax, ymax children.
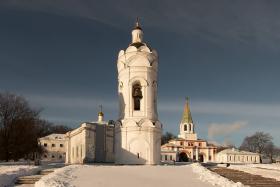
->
<box><xmin>98</xmin><ymin>111</ymin><xmax>104</xmax><ymax>116</ymax></box>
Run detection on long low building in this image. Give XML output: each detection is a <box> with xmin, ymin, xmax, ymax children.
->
<box><xmin>216</xmin><ymin>148</ymin><xmax>260</xmax><ymax>164</ymax></box>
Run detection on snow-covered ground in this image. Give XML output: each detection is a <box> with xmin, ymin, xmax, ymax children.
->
<box><xmin>192</xmin><ymin>163</ymin><xmax>244</xmax><ymax>187</ymax></box>
<box><xmin>35</xmin><ymin>163</ymin><xmax>243</xmax><ymax>187</ymax></box>
<box><xmin>0</xmin><ymin>165</ymin><xmax>40</xmax><ymax>187</ymax></box>
<box><xmin>228</xmin><ymin>164</ymin><xmax>280</xmax><ymax>181</ymax></box>
<box><xmin>247</xmin><ymin>163</ymin><xmax>280</xmax><ymax>171</ymax></box>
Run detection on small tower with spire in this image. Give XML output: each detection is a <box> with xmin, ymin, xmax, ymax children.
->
<box><xmin>178</xmin><ymin>97</ymin><xmax>197</xmax><ymax>140</ymax></box>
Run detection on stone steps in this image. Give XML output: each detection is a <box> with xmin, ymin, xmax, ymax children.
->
<box><xmin>39</xmin><ymin>169</ymin><xmax>55</xmax><ymax>175</ymax></box>
<box><xmin>16</xmin><ymin>175</ymin><xmax>43</xmax><ymax>184</ymax></box>
<box><xmin>209</xmin><ymin>167</ymin><xmax>280</xmax><ymax>187</ymax></box>
<box><xmin>15</xmin><ymin>168</ymin><xmax>56</xmax><ymax>185</ymax></box>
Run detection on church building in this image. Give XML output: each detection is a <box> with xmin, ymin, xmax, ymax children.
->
<box><xmin>114</xmin><ymin>20</ymin><xmax>162</xmax><ymax>165</ymax></box>
<box><xmin>65</xmin><ymin>111</ymin><xmax>115</xmax><ymax>164</ymax></box>
<box><xmin>161</xmin><ymin>98</ymin><xmax>217</xmax><ymax>163</ymax></box>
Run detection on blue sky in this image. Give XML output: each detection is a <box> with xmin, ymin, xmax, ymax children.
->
<box><xmin>0</xmin><ymin>0</ymin><xmax>280</xmax><ymax>146</ymax></box>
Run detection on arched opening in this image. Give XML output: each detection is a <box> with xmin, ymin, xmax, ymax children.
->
<box><xmin>189</xmin><ymin>124</ymin><xmax>192</xmax><ymax>132</ymax></box>
<box><xmin>132</xmin><ymin>83</ymin><xmax>142</xmax><ymax>111</ymax></box>
<box><xmin>199</xmin><ymin>154</ymin><xmax>204</xmax><ymax>162</ymax></box>
<box><xmin>179</xmin><ymin>152</ymin><xmax>189</xmax><ymax>162</ymax></box>
<box><xmin>184</xmin><ymin>124</ymin><xmax>187</xmax><ymax>131</ymax></box>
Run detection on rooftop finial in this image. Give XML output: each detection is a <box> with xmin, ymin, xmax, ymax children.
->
<box><xmin>98</xmin><ymin>105</ymin><xmax>104</xmax><ymax>116</ymax></box>
<box><xmin>136</xmin><ymin>17</ymin><xmax>140</xmax><ymax>27</ymax></box>
<box><xmin>134</xmin><ymin>17</ymin><xmax>142</xmax><ymax>30</ymax></box>
<box><xmin>99</xmin><ymin>105</ymin><xmax>103</xmax><ymax>113</ymax></box>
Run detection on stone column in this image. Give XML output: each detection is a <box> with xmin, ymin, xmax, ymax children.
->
<box><xmin>191</xmin><ymin>148</ymin><xmax>194</xmax><ymax>161</ymax></box>
<box><xmin>205</xmin><ymin>148</ymin><xmax>209</xmax><ymax>162</ymax></box>
<box><xmin>196</xmin><ymin>147</ymin><xmax>199</xmax><ymax>161</ymax></box>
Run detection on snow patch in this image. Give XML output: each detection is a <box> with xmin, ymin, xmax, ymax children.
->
<box><xmin>0</xmin><ymin>165</ymin><xmax>40</xmax><ymax>187</ymax></box>
<box><xmin>35</xmin><ymin>165</ymin><xmax>81</xmax><ymax>187</ymax></box>
<box><xmin>191</xmin><ymin>163</ymin><xmax>244</xmax><ymax>187</ymax></box>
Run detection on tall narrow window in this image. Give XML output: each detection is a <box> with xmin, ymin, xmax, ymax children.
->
<box><xmin>184</xmin><ymin>124</ymin><xmax>187</xmax><ymax>131</ymax></box>
<box><xmin>132</xmin><ymin>83</ymin><xmax>142</xmax><ymax>110</ymax></box>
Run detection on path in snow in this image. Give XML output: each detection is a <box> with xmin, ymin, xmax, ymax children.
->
<box><xmin>209</xmin><ymin>166</ymin><xmax>280</xmax><ymax>187</ymax></box>
<box><xmin>229</xmin><ymin>164</ymin><xmax>280</xmax><ymax>181</ymax></box>
<box><xmin>35</xmin><ymin>163</ymin><xmax>246</xmax><ymax>187</ymax></box>
<box><xmin>71</xmin><ymin>165</ymin><xmax>214</xmax><ymax>187</ymax></box>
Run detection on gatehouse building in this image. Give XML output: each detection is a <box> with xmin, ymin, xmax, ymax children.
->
<box><xmin>161</xmin><ymin>98</ymin><xmax>217</xmax><ymax>163</ymax></box>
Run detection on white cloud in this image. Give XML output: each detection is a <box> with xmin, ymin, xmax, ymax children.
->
<box><xmin>208</xmin><ymin>121</ymin><xmax>248</xmax><ymax>140</ymax></box>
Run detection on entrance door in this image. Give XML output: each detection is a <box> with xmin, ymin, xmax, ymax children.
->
<box><xmin>179</xmin><ymin>152</ymin><xmax>189</xmax><ymax>162</ymax></box>
<box><xmin>199</xmin><ymin>154</ymin><xmax>204</xmax><ymax>162</ymax></box>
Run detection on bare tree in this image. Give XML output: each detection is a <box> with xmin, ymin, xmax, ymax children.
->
<box><xmin>0</xmin><ymin>93</ymin><xmax>40</xmax><ymax>161</ymax></box>
<box><xmin>263</xmin><ymin>142</ymin><xmax>275</xmax><ymax>161</ymax></box>
<box><xmin>161</xmin><ymin>132</ymin><xmax>176</xmax><ymax>145</ymax></box>
<box><xmin>0</xmin><ymin>92</ymin><xmax>73</xmax><ymax>161</ymax></box>
<box><xmin>239</xmin><ymin>131</ymin><xmax>275</xmax><ymax>162</ymax></box>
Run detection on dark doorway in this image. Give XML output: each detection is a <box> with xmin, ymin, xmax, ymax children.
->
<box><xmin>199</xmin><ymin>154</ymin><xmax>204</xmax><ymax>162</ymax></box>
<box><xmin>179</xmin><ymin>152</ymin><xmax>189</xmax><ymax>162</ymax></box>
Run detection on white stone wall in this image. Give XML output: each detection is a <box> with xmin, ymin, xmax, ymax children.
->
<box><xmin>65</xmin><ymin>124</ymin><xmax>95</xmax><ymax>164</ymax></box>
<box><xmin>161</xmin><ymin>152</ymin><xmax>177</xmax><ymax>161</ymax></box>
<box><xmin>115</xmin><ymin>124</ymin><xmax>161</xmax><ymax>165</ymax></box>
<box><xmin>105</xmin><ymin>125</ymin><xmax>115</xmax><ymax>162</ymax></box>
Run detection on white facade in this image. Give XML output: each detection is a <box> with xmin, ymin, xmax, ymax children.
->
<box><xmin>65</xmin><ymin>113</ymin><xmax>114</xmax><ymax>164</ymax></box>
<box><xmin>115</xmin><ymin>21</ymin><xmax>162</xmax><ymax>165</ymax></box>
<box><xmin>39</xmin><ymin>134</ymin><xmax>66</xmax><ymax>162</ymax></box>
<box><xmin>216</xmin><ymin>148</ymin><xmax>260</xmax><ymax>164</ymax></box>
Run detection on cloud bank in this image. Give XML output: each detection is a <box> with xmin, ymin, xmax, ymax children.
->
<box><xmin>208</xmin><ymin>121</ymin><xmax>248</xmax><ymax>140</ymax></box>
<box><xmin>2</xmin><ymin>0</ymin><xmax>280</xmax><ymax>48</ymax></box>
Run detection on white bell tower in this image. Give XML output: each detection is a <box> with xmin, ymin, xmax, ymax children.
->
<box><xmin>115</xmin><ymin>20</ymin><xmax>162</xmax><ymax>165</ymax></box>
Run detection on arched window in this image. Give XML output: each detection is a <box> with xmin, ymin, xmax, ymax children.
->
<box><xmin>184</xmin><ymin>124</ymin><xmax>188</xmax><ymax>131</ymax></box>
<box><xmin>189</xmin><ymin>124</ymin><xmax>192</xmax><ymax>132</ymax></box>
<box><xmin>132</xmin><ymin>83</ymin><xmax>142</xmax><ymax>110</ymax></box>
